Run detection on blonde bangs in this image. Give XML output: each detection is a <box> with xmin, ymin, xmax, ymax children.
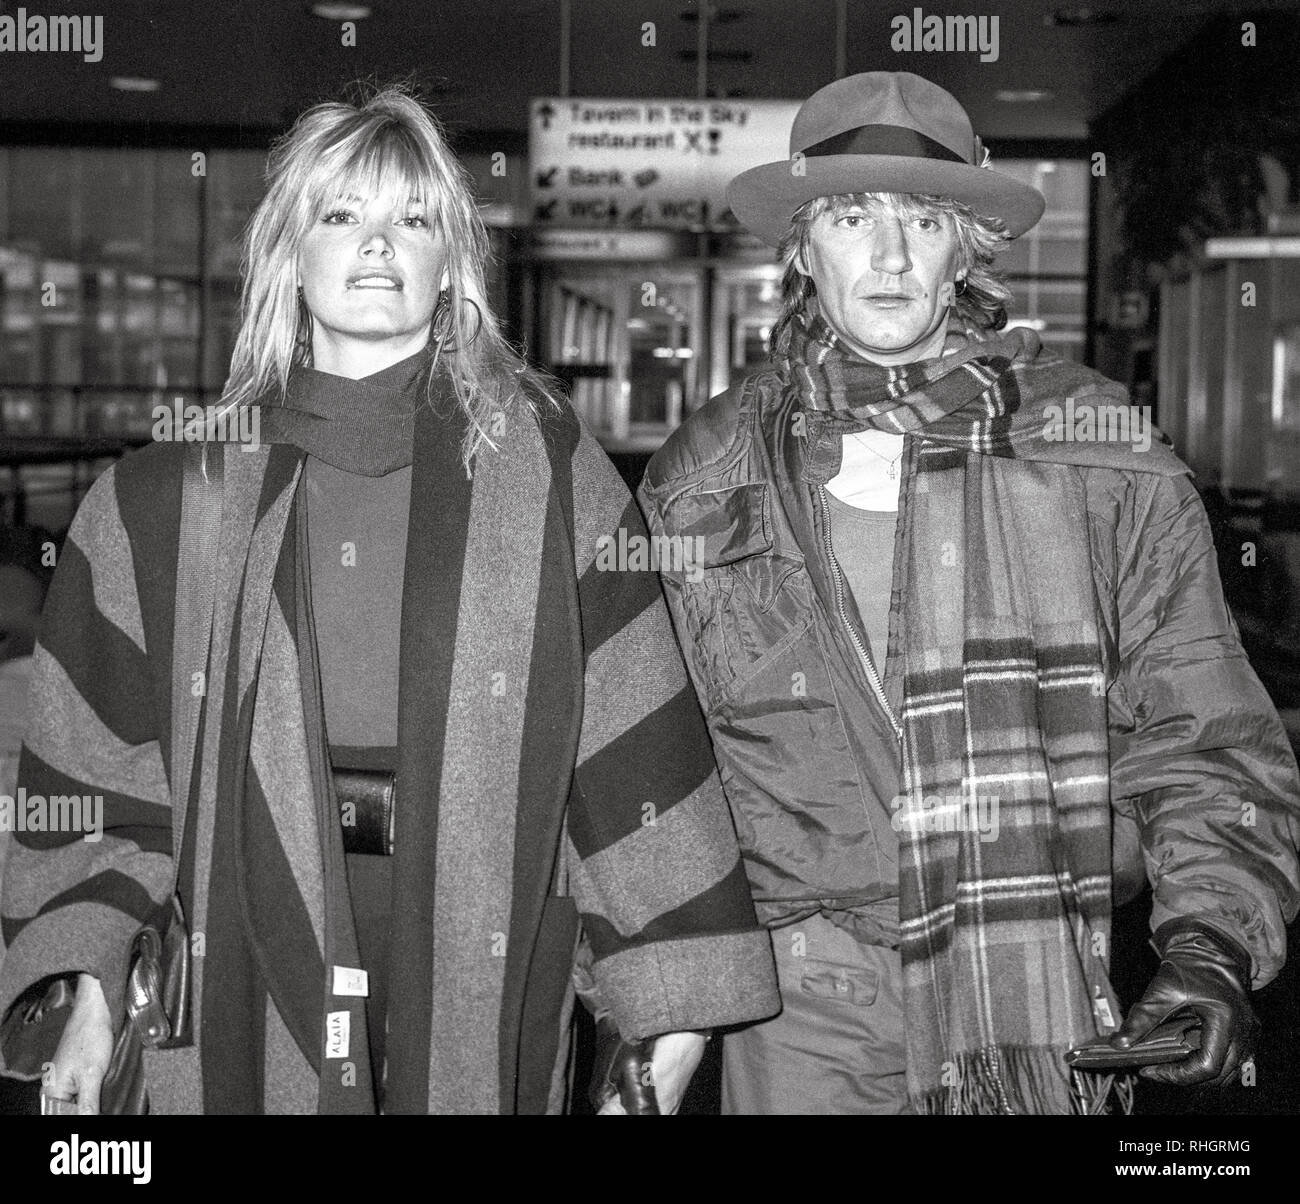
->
<box><xmin>218</xmin><ymin>83</ymin><xmax>562</xmax><ymax>472</ymax></box>
<box><xmin>310</xmin><ymin>120</ymin><xmax>441</xmax><ymax>221</ymax></box>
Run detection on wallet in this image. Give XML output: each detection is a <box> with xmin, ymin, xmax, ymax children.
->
<box><xmin>1065</xmin><ymin>1015</ymin><xmax>1202</xmax><ymax>1070</ymax></box>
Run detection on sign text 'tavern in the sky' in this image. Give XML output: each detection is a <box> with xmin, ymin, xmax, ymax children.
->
<box><xmin>529</xmin><ymin>98</ymin><xmax>797</xmax><ymax>231</ymax></box>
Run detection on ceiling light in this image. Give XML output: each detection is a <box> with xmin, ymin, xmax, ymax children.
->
<box><xmin>110</xmin><ymin>77</ymin><xmax>161</xmax><ymax>92</ymax></box>
<box><xmin>1046</xmin><ymin>8</ymin><xmax>1121</xmax><ymax>27</ymax></box>
<box><xmin>996</xmin><ymin>90</ymin><xmax>1053</xmax><ymax>103</ymax></box>
<box><xmin>679</xmin><ymin>49</ymin><xmax>753</xmax><ymax>63</ymax></box>
<box><xmin>308</xmin><ymin>3</ymin><xmax>372</xmax><ymax>19</ymax></box>
<box><xmin>680</xmin><ymin>7</ymin><xmax>750</xmax><ymax>24</ymax></box>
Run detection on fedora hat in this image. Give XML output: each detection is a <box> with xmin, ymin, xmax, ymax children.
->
<box><xmin>727</xmin><ymin>72</ymin><xmax>1045</xmax><ymax>246</ymax></box>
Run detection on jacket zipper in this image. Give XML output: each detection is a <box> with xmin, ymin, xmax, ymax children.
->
<box><xmin>817</xmin><ymin>484</ymin><xmax>903</xmax><ymax>743</ymax></box>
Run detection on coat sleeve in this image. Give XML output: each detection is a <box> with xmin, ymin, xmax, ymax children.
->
<box><xmin>0</xmin><ymin>463</ymin><xmax>174</xmax><ymax>1043</ymax></box>
<box><xmin>1108</xmin><ymin>470</ymin><xmax>1300</xmax><ymax>986</ymax></box>
<box><xmin>562</xmin><ymin>420</ymin><xmax>778</xmax><ymax>1040</ymax></box>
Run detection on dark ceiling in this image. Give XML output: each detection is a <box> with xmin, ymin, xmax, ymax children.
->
<box><xmin>1</xmin><ymin>0</ymin><xmax>1297</xmax><ymax>145</ymax></box>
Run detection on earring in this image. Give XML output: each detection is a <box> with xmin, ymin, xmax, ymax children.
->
<box><xmin>430</xmin><ymin>288</ymin><xmax>451</xmax><ymax>338</ymax></box>
<box><xmin>429</xmin><ymin>288</ymin><xmax>484</xmax><ymax>364</ymax></box>
<box><xmin>955</xmin><ymin>277</ymin><xmax>967</xmax><ymax>296</ymax></box>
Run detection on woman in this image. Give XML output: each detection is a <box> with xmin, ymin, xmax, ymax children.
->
<box><xmin>0</xmin><ymin>86</ymin><xmax>777</xmax><ymax>1114</ymax></box>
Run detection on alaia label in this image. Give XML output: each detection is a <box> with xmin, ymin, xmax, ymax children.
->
<box><xmin>326</xmin><ymin>1010</ymin><xmax>350</xmax><ymax>1059</ymax></box>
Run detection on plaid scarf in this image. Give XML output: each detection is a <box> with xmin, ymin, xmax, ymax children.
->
<box><xmin>780</xmin><ymin>305</ymin><xmax>1190</xmax><ymax>1113</ymax></box>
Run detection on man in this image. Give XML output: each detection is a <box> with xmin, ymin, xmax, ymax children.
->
<box><xmin>637</xmin><ymin>72</ymin><xmax>1300</xmax><ymax>1114</ymax></box>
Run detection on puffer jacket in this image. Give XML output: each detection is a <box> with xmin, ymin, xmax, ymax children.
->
<box><xmin>638</xmin><ymin>366</ymin><xmax>1300</xmax><ymax>986</ymax></box>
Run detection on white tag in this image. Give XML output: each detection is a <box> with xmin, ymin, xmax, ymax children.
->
<box><xmin>325</xmin><ymin>1010</ymin><xmax>350</xmax><ymax>1059</ymax></box>
<box><xmin>1093</xmin><ymin>993</ymin><xmax>1116</xmax><ymax>1031</ymax></box>
<box><xmin>333</xmin><ymin>966</ymin><xmax>369</xmax><ymax>997</ymax></box>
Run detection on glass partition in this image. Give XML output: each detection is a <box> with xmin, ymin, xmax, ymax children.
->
<box><xmin>542</xmin><ymin>266</ymin><xmax>703</xmax><ymax>450</ymax></box>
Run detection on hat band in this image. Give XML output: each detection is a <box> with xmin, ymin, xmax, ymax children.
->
<box><xmin>800</xmin><ymin>123</ymin><xmax>967</xmax><ymax>165</ymax></box>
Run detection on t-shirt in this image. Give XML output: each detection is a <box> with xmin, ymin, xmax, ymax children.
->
<box><xmin>823</xmin><ymin>487</ymin><xmax>897</xmax><ymax>675</ymax></box>
<box><xmin>821</xmin><ymin>441</ymin><xmax>904</xmax><ymax>947</ymax></box>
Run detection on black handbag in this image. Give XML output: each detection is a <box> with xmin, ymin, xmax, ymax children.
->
<box><xmin>0</xmin><ymin>440</ymin><xmax>221</xmax><ymax>1113</ymax></box>
<box><xmin>98</xmin><ymin>893</ymin><xmax>195</xmax><ymax>1114</ymax></box>
<box><xmin>1</xmin><ymin>893</ymin><xmax>194</xmax><ymax>1114</ymax></box>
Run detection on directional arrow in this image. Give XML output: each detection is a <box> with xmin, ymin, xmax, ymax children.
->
<box><xmin>535</xmin><ymin>200</ymin><xmax>558</xmax><ymax>221</ymax></box>
<box><xmin>536</xmin><ymin>102</ymin><xmax>555</xmax><ymax>130</ymax></box>
<box><xmin>536</xmin><ymin>167</ymin><xmax>558</xmax><ymax>188</ymax></box>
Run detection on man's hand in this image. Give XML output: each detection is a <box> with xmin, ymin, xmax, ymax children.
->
<box><xmin>43</xmin><ymin>973</ymin><xmax>112</xmax><ymax>1115</ymax></box>
<box><xmin>1111</xmin><ymin>919</ymin><xmax>1258</xmax><ymax>1087</ymax></box>
<box><xmin>596</xmin><ymin>1030</ymin><xmax>708</xmax><ymax>1115</ymax></box>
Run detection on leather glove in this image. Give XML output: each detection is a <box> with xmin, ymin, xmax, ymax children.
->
<box><xmin>1112</xmin><ymin>918</ymin><xmax>1259</xmax><ymax>1087</ymax></box>
<box><xmin>588</xmin><ymin>1015</ymin><xmax>660</xmax><ymax>1114</ymax></box>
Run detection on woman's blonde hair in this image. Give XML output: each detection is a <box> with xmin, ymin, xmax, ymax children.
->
<box><xmin>220</xmin><ymin>83</ymin><xmax>557</xmax><ymax>469</ymax></box>
<box><xmin>769</xmin><ymin>191</ymin><xmax>1014</xmax><ymax>357</ymax></box>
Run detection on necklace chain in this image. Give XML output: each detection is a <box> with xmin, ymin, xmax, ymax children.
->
<box><xmin>848</xmin><ymin>430</ymin><xmax>904</xmax><ymax>479</ymax></box>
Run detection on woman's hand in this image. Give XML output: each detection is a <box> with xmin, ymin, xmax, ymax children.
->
<box><xmin>44</xmin><ymin>973</ymin><xmax>113</xmax><ymax>1115</ymax></box>
<box><xmin>597</xmin><ymin>1030</ymin><xmax>708</xmax><ymax>1115</ymax></box>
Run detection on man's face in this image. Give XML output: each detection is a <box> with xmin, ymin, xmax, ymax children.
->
<box><xmin>796</xmin><ymin>195</ymin><xmax>964</xmax><ymax>366</ymax></box>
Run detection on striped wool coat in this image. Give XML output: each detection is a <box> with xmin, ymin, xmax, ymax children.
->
<box><xmin>0</xmin><ymin>396</ymin><xmax>779</xmax><ymax>1113</ymax></box>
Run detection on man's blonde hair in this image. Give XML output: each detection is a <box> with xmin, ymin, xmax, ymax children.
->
<box><xmin>769</xmin><ymin>192</ymin><xmax>1015</xmax><ymax>357</ymax></box>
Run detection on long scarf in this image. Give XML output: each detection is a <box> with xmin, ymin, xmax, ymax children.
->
<box><xmin>779</xmin><ymin>304</ymin><xmax>1190</xmax><ymax>1113</ymax></box>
